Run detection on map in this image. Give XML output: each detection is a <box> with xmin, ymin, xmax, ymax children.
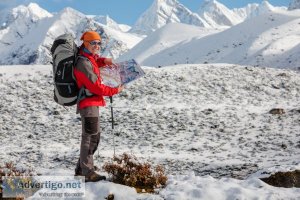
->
<box><xmin>100</xmin><ymin>59</ymin><xmax>145</xmax><ymax>87</ymax></box>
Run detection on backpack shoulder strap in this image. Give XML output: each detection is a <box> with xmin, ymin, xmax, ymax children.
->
<box><xmin>75</xmin><ymin>55</ymin><xmax>86</xmax><ymax>65</ymax></box>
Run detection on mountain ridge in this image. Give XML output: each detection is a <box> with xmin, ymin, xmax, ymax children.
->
<box><xmin>0</xmin><ymin>3</ymin><xmax>142</xmax><ymax>65</ymax></box>
<box><xmin>130</xmin><ymin>0</ymin><xmax>209</xmax><ymax>35</ymax></box>
<box><xmin>120</xmin><ymin>9</ymin><xmax>300</xmax><ymax>69</ymax></box>
<box><xmin>0</xmin><ymin>1</ymin><xmax>293</xmax><ymax>66</ymax></box>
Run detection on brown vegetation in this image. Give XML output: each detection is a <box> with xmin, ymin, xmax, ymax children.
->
<box><xmin>103</xmin><ymin>153</ymin><xmax>168</xmax><ymax>193</ymax></box>
<box><xmin>0</xmin><ymin>162</ymin><xmax>33</xmax><ymax>200</ymax></box>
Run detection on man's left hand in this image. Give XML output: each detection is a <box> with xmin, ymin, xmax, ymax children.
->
<box><xmin>104</xmin><ymin>58</ymin><xmax>113</xmax><ymax>66</ymax></box>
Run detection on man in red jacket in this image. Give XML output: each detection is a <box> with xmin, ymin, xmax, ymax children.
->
<box><xmin>74</xmin><ymin>31</ymin><xmax>123</xmax><ymax>182</ymax></box>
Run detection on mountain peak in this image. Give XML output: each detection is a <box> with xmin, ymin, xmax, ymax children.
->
<box><xmin>249</xmin><ymin>0</ymin><xmax>276</xmax><ymax>17</ymax></box>
<box><xmin>131</xmin><ymin>0</ymin><xmax>207</xmax><ymax>35</ymax></box>
<box><xmin>0</xmin><ymin>3</ymin><xmax>52</xmax><ymax>29</ymax></box>
<box><xmin>197</xmin><ymin>0</ymin><xmax>242</xmax><ymax>27</ymax></box>
<box><xmin>155</xmin><ymin>0</ymin><xmax>177</xmax><ymax>4</ymax></box>
<box><xmin>201</xmin><ymin>0</ymin><xmax>225</xmax><ymax>8</ymax></box>
<box><xmin>151</xmin><ymin>0</ymin><xmax>179</xmax><ymax>14</ymax></box>
<box><xmin>57</xmin><ymin>7</ymin><xmax>86</xmax><ymax>20</ymax></box>
<box><xmin>91</xmin><ymin>15</ymin><xmax>124</xmax><ymax>31</ymax></box>
<box><xmin>13</xmin><ymin>3</ymin><xmax>52</xmax><ymax>19</ymax></box>
<box><xmin>27</xmin><ymin>3</ymin><xmax>43</xmax><ymax>11</ymax></box>
<box><xmin>259</xmin><ymin>0</ymin><xmax>275</xmax><ymax>11</ymax></box>
<box><xmin>60</xmin><ymin>7</ymin><xmax>84</xmax><ymax>15</ymax></box>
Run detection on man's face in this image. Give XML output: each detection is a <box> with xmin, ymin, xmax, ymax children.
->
<box><xmin>87</xmin><ymin>40</ymin><xmax>101</xmax><ymax>54</ymax></box>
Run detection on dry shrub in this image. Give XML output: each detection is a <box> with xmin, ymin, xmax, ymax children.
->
<box><xmin>0</xmin><ymin>162</ymin><xmax>33</xmax><ymax>200</ymax></box>
<box><xmin>103</xmin><ymin>153</ymin><xmax>167</xmax><ymax>192</ymax></box>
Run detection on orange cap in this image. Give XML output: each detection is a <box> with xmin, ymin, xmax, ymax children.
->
<box><xmin>80</xmin><ymin>31</ymin><xmax>101</xmax><ymax>42</ymax></box>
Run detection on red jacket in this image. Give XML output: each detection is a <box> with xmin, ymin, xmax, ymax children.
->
<box><xmin>74</xmin><ymin>49</ymin><xmax>119</xmax><ymax>109</ymax></box>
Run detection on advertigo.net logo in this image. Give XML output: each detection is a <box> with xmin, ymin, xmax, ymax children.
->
<box><xmin>2</xmin><ymin>176</ymin><xmax>85</xmax><ymax>199</ymax></box>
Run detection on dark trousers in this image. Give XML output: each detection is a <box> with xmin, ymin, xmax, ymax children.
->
<box><xmin>76</xmin><ymin>106</ymin><xmax>100</xmax><ymax>175</ymax></box>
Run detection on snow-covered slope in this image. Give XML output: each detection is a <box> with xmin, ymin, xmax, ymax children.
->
<box><xmin>0</xmin><ymin>63</ymin><xmax>299</xmax><ymax>199</ymax></box>
<box><xmin>289</xmin><ymin>0</ymin><xmax>300</xmax><ymax>10</ymax></box>
<box><xmin>132</xmin><ymin>10</ymin><xmax>300</xmax><ymax>69</ymax></box>
<box><xmin>0</xmin><ymin>3</ymin><xmax>142</xmax><ymax>65</ymax></box>
<box><xmin>118</xmin><ymin>23</ymin><xmax>223</xmax><ymax>63</ymax></box>
<box><xmin>197</xmin><ymin>0</ymin><xmax>243</xmax><ymax>27</ymax></box>
<box><xmin>130</xmin><ymin>0</ymin><xmax>209</xmax><ymax>35</ymax></box>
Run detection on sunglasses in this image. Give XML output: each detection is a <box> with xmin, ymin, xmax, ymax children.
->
<box><xmin>89</xmin><ymin>41</ymin><xmax>102</xmax><ymax>46</ymax></box>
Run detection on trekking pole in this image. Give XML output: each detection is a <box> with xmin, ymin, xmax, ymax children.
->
<box><xmin>110</xmin><ymin>96</ymin><xmax>116</xmax><ymax>158</ymax></box>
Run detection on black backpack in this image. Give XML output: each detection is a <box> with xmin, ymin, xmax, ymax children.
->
<box><xmin>50</xmin><ymin>33</ymin><xmax>80</xmax><ymax>106</ymax></box>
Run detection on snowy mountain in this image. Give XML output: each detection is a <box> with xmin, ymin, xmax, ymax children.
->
<box><xmin>0</xmin><ymin>3</ymin><xmax>52</xmax><ymax>29</ymax></box>
<box><xmin>0</xmin><ymin>3</ymin><xmax>53</xmax><ymax>64</ymax></box>
<box><xmin>289</xmin><ymin>0</ymin><xmax>300</xmax><ymax>10</ymax></box>
<box><xmin>234</xmin><ymin>1</ymin><xmax>287</xmax><ymax>20</ymax></box>
<box><xmin>0</xmin><ymin>1</ymin><xmax>294</xmax><ymax>66</ymax></box>
<box><xmin>0</xmin><ymin>3</ymin><xmax>142</xmax><ymax>65</ymax></box>
<box><xmin>197</xmin><ymin>0</ymin><xmax>286</xmax><ymax>27</ymax></box>
<box><xmin>118</xmin><ymin>23</ymin><xmax>223</xmax><ymax>63</ymax></box>
<box><xmin>130</xmin><ymin>0</ymin><xmax>209</xmax><ymax>35</ymax></box>
<box><xmin>233</xmin><ymin>3</ymin><xmax>260</xmax><ymax>20</ymax></box>
<box><xmin>197</xmin><ymin>0</ymin><xmax>243</xmax><ymax>27</ymax></box>
<box><xmin>89</xmin><ymin>15</ymin><xmax>131</xmax><ymax>32</ymax></box>
<box><xmin>0</xmin><ymin>63</ymin><xmax>300</xmax><ymax>199</ymax></box>
<box><xmin>121</xmin><ymin>9</ymin><xmax>300</xmax><ymax>69</ymax></box>
<box><xmin>249</xmin><ymin>0</ymin><xmax>281</xmax><ymax>17</ymax></box>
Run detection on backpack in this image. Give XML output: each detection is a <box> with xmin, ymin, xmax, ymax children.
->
<box><xmin>51</xmin><ymin>33</ymin><xmax>80</xmax><ymax>106</ymax></box>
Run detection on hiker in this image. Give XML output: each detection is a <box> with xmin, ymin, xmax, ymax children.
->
<box><xmin>74</xmin><ymin>31</ymin><xmax>123</xmax><ymax>182</ymax></box>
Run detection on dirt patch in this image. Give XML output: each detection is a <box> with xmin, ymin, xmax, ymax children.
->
<box><xmin>260</xmin><ymin>170</ymin><xmax>300</xmax><ymax>188</ymax></box>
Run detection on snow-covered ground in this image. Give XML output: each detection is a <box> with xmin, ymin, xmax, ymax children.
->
<box><xmin>0</xmin><ymin>63</ymin><xmax>300</xmax><ymax>199</ymax></box>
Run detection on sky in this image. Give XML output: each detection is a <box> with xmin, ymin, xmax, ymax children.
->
<box><xmin>0</xmin><ymin>0</ymin><xmax>290</xmax><ymax>25</ymax></box>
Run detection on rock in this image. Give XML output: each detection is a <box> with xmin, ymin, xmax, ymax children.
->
<box><xmin>281</xmin><ymin>143</ymin><xmax>287</xmax><ymax>149</ymax></box>
<box><xmin>276</xmin><ymin>73</ymin><xmax>288</xmax><ymax>77</ymax></box>
<box><xmin>105</xmin><ymin>194</ymin><xmax>114</xmax><ymax>200</ymax></box>
<box><xmin>289</xmin><ymin>109</ymin><xmax>300</xmax><ymax>114</ymax></box>
<box><xmin>269</xmin><ymin>108</ymin><xmax>285</xmax><ymax>115</ymax></box>
<box><xmin>260</xmin><ymin>170</ymin><xmax>300</xmax><ymax>188</ymax></box>
<box><xmin>189</xmin><ymin>148</ymin><xmax>198</xmax><ymax>152</ymax></box>
<box><xmin>53</xmin><ymin>110</ymin><xmax>60</xmax><ymax>115</ymax></box>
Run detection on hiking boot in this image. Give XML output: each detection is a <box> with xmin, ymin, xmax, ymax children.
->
<box><xmin>75</xmin><ymin>167</ymin><xmax>81</xmax><ymax>176</ymax></box>
<box><xmin>85</xmin><ymin>171</ymin><xmax>106</xmax><ymax>182</ymax></box>
<box><xmin>75</xmin><ymin>166</ymin><xmax>100</xmax><ymax>176</ymax></box>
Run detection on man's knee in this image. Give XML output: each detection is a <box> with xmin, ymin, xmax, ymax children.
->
<box><xmin>84</xmin><ymin>117</ymin><xmax>99</xmax><ymax>135</ymax></box>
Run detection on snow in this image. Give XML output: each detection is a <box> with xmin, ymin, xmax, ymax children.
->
<box><xmin>124</xmin><ymin>9</ymin><xmax>300</xmax><ymax>69</ymax></box>
<box><xmin>0</xmin><ymin>3</ymin><xmax>142</xmax><ymax>65</ymax></box>
<box><xmin>117</xmin><ymin>23</ymin><xmax>223</xmax><ymax>63</ymax></box>
<box><xmin>161</xmin><ymin>171</ymin><xmax>300</xmax><ymax>200</ymax></box>
<box><xmin>1</xmin><ymin>1</ymin><xmax>300</xmax><ymax>199</ymax></box>
<box><xmin>233</xmin><ymin>3</ymin><xmax>259</xmax><ymax>20</ymax></box>
<box><xmin>289</xmin><ymin>0</ymin><xmax>300</xmax><ymax>10</ymax></box>
<box><xmin>87</xmin><ymin>14</ymin><xmax>132</xmax><ymax>33</ymax></box>
<box><xmin>0</xmin><ymin>1</ymin><xmax>292</xmax><ymax>66</ymax></box>
<box><xmin>130</xmin><ymin>0</ymin><xmax>208</xmax><ymax>35</ymax></box>
<box><xmin>0</xmin><ymin>63</ymin><xmax>299</xmax><ymax>199</ymax></box>
<box><xmin>197</xmin><ymin>0</ymin><xmax>243</xmax><ymax>27</ymax></box>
